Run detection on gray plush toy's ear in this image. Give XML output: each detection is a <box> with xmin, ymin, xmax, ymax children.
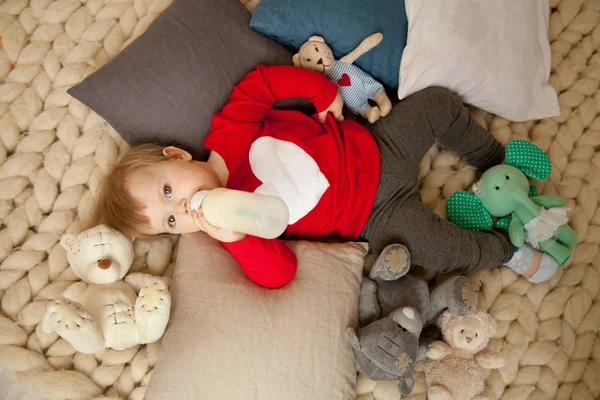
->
<box><xmin>345</xmin><ymin>327</ymin><xmax>361</xmax><ymax>351</ymax></box>
<box><xmin>398</xmin><ymin>375</ymin><xmax>414</xmax><ymax>396</ymax></box>
<box><xmin>446</xmin><ymin>191</ymin><xmax>493</xmax><ymax>231</ymax></box>
<box><xmin>506</xmin><ymin>139</ymin><xmax>552</xmax><ymax>180</ymax></box>
<box><xmin>292</xmin><ymin>53</ymin><xmax>302</xmax><ymax>67</ymax></box>
<box><xmin>308</xmin><ymin>35</ymin><xmax>326</xmax><ymax>43</ymax></box>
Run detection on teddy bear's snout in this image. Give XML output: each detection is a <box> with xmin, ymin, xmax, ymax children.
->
<box><xmin>461</xmin><ymin>328</ymin><xmax>477</xmax><ymax>343</ymax></box>
<box><xmin>97</xmin><ymin>259</ymin><xmax>112</xmax><ymax>269</ymax></box>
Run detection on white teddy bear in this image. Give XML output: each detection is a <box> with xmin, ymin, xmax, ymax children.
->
<box><xmin>41</xmin><ymin>225</ymin><xmax>171</xmax><ymax>354</ymax></box>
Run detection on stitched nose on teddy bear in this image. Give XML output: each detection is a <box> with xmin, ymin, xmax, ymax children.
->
<box><xmin>462</xmin><ymin>329</ymin><xmax>476</xmax><ymax>343</ymax></box>
<box><xmin>97</xmin><ymin>259</ymin><xmax>112</xmax><ymax>269</ymax></box>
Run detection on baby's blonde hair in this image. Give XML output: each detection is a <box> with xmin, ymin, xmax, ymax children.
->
<box><xmin>94</xmin><ymin>144</ymin><xmax>169</xmax><ymax>239</ymax></box>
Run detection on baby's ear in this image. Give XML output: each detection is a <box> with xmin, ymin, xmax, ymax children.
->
<box><xmin>162</xmin><ymin>146</ymin><xmax>192</xmax><ymax>161</ymax></box>
<box><xmin>292</xmin><ymin>53</ymin><xmax>301</xmax><ymax>67</ymax></box>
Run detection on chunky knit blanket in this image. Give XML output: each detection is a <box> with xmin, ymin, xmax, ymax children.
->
<box><xmin>0</xmin><ymin>0</ymin><xmax>599</xmax><ymax>399</ymax></box>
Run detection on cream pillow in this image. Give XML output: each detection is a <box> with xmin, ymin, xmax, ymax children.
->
<box><xmin>146</xmin><ymin>232</ymin><xmax>366</xmax><ymax>400</ymax></box>
<box><xmin>398</xmin><ymin>0</ymin><xmax>559</xmax><ymax>122</ymax></box>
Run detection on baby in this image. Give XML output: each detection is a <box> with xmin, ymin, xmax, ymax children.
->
<box><xmin>95</xmin><ymin>65</ymin><xmax>559</xmax><ymax>287</ymax></box>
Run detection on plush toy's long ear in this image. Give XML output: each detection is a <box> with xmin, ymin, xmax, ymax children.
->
<box><xmin>308</xmin><ymin>35</ymin><xmax>325</xmax><ymax>43</ymax></box>
<box><xmin>60</xmin><ymin>233</ymin><xmax>76</xmax><ymax>251</ymax></box>
<box><xmin>446</xmin><ymin>191</ymin><xmax>493</xmax><ymax>231</ymax></box>
<box><xmin>345</xmin><ymin>327</ymin><xmax>361</xmax><ymax>351</ymax></box>
<box><xmin>506</xmin><ymin>139</ymin><xmax>552</xmax><ymax>180</ymax></box>
<box><xmin>292</xmin><ymin>53</ymin><xmax>301</xmax><ymax>67</ymax></box>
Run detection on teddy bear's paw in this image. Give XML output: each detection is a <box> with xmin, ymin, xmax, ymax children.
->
<box><xmin>427</xmin><ymin>385</ymin><xmax>453</xmax><ymax>400</ymax></box>
<box><xmin>426</xmin><ymin>341</ymin><xmax>449</xmax><ymax>360</ymax></box>
<box><xmin>135</xmin><ymin>278</ymin><xmax>172</xmax><ymax>344</ymax></box>
<box><xmin>137</xmin><ymin>278</ymin><xmax>169</xmax><ymax>313</ymax></box>
<box><xmin>42</xmin><ymin>298</ymin><xmax>105</xmax><ymax>354</ymax></box>
<box><xmin>46</xmin><ymin>299</ymin><xmax>95</xmax><ymax>334</ymax></box>
<box><xmin>369</xmin><ymin>244</ymin><xmax>411</xmax><ymax>281</ymax></box>
<box><xmin>358</xmin><ymin>278</ymin><xmax>381</xmax><ymax>327</ymax></box>
<box><xmin>476</xmin><ymin>351</ymin><xmax>506</xmax><ymax>370</ymax></box>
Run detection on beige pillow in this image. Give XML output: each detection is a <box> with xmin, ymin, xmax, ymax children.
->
<box><xmin>146</xmin><ymin>232</ymin><xmax>367</xmax><ymax>400</ymax></box>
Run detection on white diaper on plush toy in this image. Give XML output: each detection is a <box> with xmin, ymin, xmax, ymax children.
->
<box><xmin>524</xmin><ymin>207</ymin><xmax>570</xmax><ymax>248</ymax></box>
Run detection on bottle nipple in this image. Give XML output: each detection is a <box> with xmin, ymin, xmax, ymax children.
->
<box><xmin>190</xmin><ymin>191</ymin><xmax>209</xmax><ymax>211</ymax></box>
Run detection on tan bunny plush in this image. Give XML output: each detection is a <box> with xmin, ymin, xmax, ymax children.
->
<box><xmin>293</xmin><ymin>33</ymin><xmax>392</xmax><ymax>123</ymax></box>
<box><xmin>424</xmin><ymin>311</ymin><xmax>505</xmax><ymax>400</ymax></box>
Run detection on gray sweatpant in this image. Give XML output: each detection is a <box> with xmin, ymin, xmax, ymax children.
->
<box><xmin>361</xmin><ymin>87</ymin><xmax>514</xmax><ymax>273</ymax></box>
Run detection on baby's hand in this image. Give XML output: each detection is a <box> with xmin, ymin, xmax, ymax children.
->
<box><xmin>318</xmin><ymin>92</ymin><xmax>344</xmax><ymax>123</ymax></box>
<box><xmin>192</xmin><ymin>209</ymin><xmax>246</xmax><ymax>243</ymax></box>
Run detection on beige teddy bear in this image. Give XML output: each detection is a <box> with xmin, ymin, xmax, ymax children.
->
<box><xmin>41</xmin><ymin>225</ymin><xmax>171</xmax><ymax>354</ymax></box>
<box><xmin>293</xmin><ymin>34</ymin><xmax>392</xmax><ymax>123</ymax></box>
<box><xmin>424</xmin><ymin>311</ymin><xmax>505</xmax><ymax>400</ymax></box>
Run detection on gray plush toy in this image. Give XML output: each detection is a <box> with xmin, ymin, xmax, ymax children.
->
<box><xmin>346</xmin><ymin>244</ymin><xmax>478</xmax><ymax>396</ymax></box>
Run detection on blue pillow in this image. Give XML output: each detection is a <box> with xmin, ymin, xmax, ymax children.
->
<box><xmin>250</xmin><ymin>0</ymin><xmax>408</xmax><ymax>89</ymax></box>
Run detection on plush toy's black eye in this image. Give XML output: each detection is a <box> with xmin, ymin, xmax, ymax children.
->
<box><xmin>495</xmin><ymin>186</ymin><xmax>500</xmax><ymax>191</ymax></box>
<box><xmin>306</xmin><ymin>58</ymin><xmax>311</xmax><ymax>62</ymax></box>
<box><xmin>475</xmin><ymin>333</ymin><xmax>478</xmax><ymax>337</ymax></box>
<box><xmin>505</xmin><ymin>175</ymin><xmax>510</xmax><ymax>180</ymax></box>
<box><xmin>461</xmin><ymin>329</ymin><xmax>465</xmax><ymax>333</ymax></box>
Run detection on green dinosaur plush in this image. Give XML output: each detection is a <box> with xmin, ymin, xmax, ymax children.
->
<box><xmin>446</xmin><ymin>140</ymin><xmax>576</xmax><ymax>266</ymax></box>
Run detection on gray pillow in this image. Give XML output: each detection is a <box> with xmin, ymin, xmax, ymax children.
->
<box><xmin>68</xmin><ymin>0</ymin><xmax>292</xmax><ymax>161</ymax></box>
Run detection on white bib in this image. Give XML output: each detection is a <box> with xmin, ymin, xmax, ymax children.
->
<box><xmin>249</xmin><ymin>137</ymin><xmax>330</xmax><ymax>225</ymax></box>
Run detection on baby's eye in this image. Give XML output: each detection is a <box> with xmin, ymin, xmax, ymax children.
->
<box><xmin>163</xmin><ymin>184</ymin><xmax>172</xmax><ymax>198</ymax></box>
<box><xmin>306</xmin><ymin>58</ymin><xmax>311</xmax><ymax>62</ymax></box>
<box><xmin>168</xmin><ymin>215</ymin><xmax>176</xmax><ymax>228</ymax></box>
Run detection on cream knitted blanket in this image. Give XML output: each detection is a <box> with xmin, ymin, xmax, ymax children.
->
<box><xmin>0</xmin><ymin>0</ymin><xmax>599</xmax><ymax>399</ymax></box>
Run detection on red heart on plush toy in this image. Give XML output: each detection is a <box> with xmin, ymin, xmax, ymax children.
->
<box><xmin>337</xmin><ymin>73</ymin><xmax>351</xmax><ymax>87</ymax></box>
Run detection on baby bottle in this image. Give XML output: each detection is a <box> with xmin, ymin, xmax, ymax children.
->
<box><xmin>190</xmin><ymin>188</ymin><xmax>289</xmax><ymax>239</ymax></box>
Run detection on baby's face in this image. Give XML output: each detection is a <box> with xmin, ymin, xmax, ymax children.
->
<box><xmin>127</xmin><ymin>158</ymin><xmax>221</xmax><ymax>235</ymax></box>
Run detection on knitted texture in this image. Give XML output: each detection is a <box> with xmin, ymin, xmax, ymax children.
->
<box><xmin>0</xmin><ymin>0</ymin><xmax>598</xmax><ymax>399</ymax></box>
